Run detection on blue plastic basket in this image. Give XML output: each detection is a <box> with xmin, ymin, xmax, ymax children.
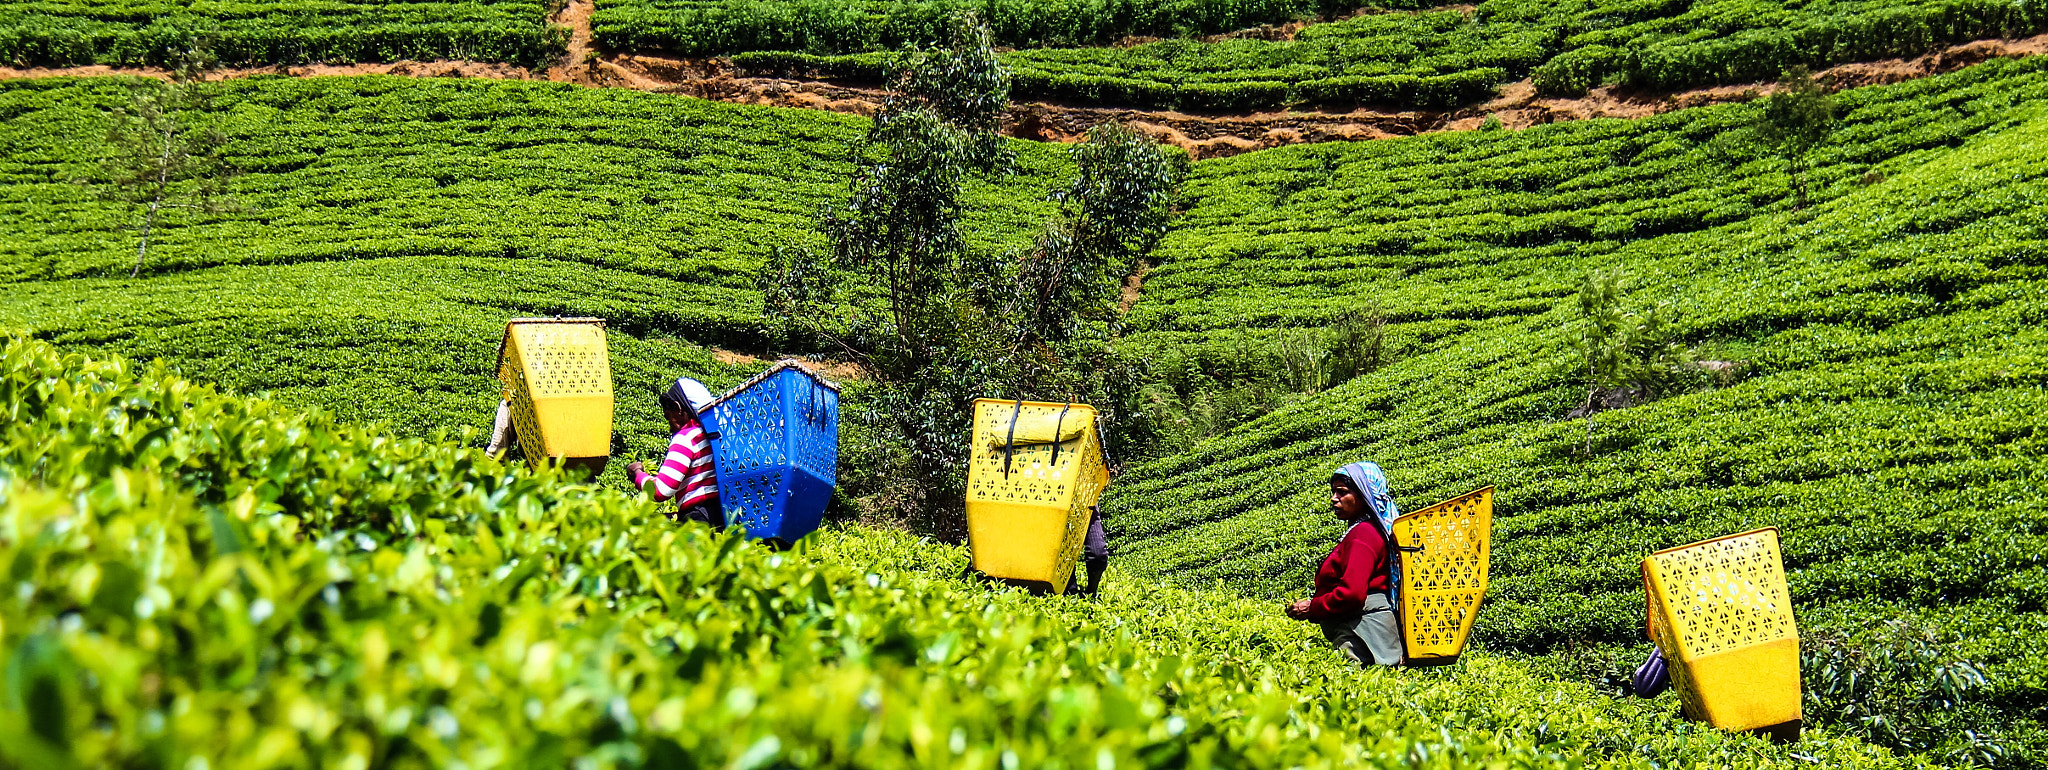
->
<box><xmin>698</xmin><ymin>361</ymin><xmax>841</xmax><ymax>542</ymax></box>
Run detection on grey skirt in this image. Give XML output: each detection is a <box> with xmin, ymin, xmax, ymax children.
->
<box><xmin>1320</xmin><ymin>592</ymin><xmax>1403</xmax><ymax>667</ymax></box>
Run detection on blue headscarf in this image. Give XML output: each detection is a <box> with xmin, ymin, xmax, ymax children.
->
<box><xmin>1334</xmin><ymin>461</ymin><xmax>1402</xmax><ymax>607</ymax></box>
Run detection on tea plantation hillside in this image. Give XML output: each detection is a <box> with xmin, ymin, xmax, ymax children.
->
<box><xmin>623</xmin><ymin>0</ymin><xmax>2048</xmax><ymax>111</ymax></box>
<box><xmin>0</xmin><ymin>75</ymin><xmax>1067</xmax><ymax>466</ymax></box>
<box><xmin>1110</xmin><ymin>57</ymin><xmax>2048</xmax><ymax>760</ymax></box>
<box><xmin>0</xmin><ymin>336</ymin><xmax>1922</xmax><ymax>767</ymax></box>
<box><xmin>0</xmin><ymin>0</ymin><xmax>562</xmax><ymax>68</ymax></box>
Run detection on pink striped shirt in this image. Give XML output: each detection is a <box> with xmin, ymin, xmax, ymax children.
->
<box><xmin>634</xmin><ymin>420</ymin><xmax>718</xmax><ymax>510</ymax></box>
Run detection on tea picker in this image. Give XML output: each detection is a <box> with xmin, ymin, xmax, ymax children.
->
<box><xmin>696</xmin><ymin>361</ymin><xmax>842</xmax><ymax>545</ymax></box>
<box><xmin>1286</xmin><ymin>463</ymin><xmax>1493</xmax><ymax>668</ymax></box>
<box><xmin>626</xmin><ymin>378</ymin><xmax>723</xmax><ymax>527</ymax></box>
<box><xmin>491</xmin><ymin>318</ymin><xmax>614</xmax><ymax>480</ymax></box>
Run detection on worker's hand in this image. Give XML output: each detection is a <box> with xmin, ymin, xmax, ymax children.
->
<box><xmin>625</xmin><ymin>460</ymin><xmax>644</xmax><ymax>479</ymax></box>
<box><xmin>1285</xmin><ymin>598</ymin><xmax>1313</xmax><ymax>620</ymax></box>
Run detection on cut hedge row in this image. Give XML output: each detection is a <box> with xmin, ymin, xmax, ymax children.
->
<box><xmin>0</xmin><ymin>0</ymin><xmax>566</xmax><ymax>68</ymax></box>
<box><xmin>0</xmin><ymin>335</ymin><xmax>1918</xmax><ymax>767</ymax></box>
<box><xmin>0</xmin><ymin>76</ymin><xmax>1067</xmax><ymax>475</ymax></box>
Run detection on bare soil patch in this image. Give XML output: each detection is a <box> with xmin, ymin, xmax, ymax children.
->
<box><xmin>712</xmin><ymin>349</ymin><xmax>864</xmax><ymax>381</ymax></box>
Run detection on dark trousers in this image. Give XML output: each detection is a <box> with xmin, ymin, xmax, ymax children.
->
<box><xmin>677</xmin><ymin>500</ymin><xmax>725</xmax><ymax>530</ymax></box>
<box><xmin>1080</xmin><ymin>507</ymin><xmax>1108</xmax><ymax>594</ymax></box>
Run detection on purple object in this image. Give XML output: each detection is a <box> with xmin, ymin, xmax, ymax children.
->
<box><xmin>1633</xmin><ymin>647</ymin><xmax>1671</xmax><ymax>697</ymax></box>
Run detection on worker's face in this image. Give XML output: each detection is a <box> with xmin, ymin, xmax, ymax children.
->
<box><xmin>663</xmin><ymin>405</ymin><xmax>687</xmax><ymax>433</ymax></box>
<box><xmin>1330</xmin><ymin>479</ymin><xmax>1366</xmax><ymax>521</ymax></box>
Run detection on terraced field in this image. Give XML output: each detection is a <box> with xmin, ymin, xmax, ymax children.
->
<box><xmin>617</xmin><ymin>0</ymin><xmax>2048</xmax><ymax>111</ymax></box>
<box><xmin>1112</xmin><ymin>57</ymin><xmax>2048</xmax><ymax>762</ymax></box>
<box><xmin>0</xmin><ymin>0</ymin><xmax>564</xmax><ymax>68</ymax></box>
<box><xmin>3</xmin><ymin>54</ymin><xmax>2047</xmax><ymax>766</ymax></box>
<box><xmin>0</xmin><ymin>75</ymin><xmax>1066</xmax><ymax>463</ymax></box>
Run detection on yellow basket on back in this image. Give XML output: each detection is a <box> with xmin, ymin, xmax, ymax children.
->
<box><xmin>1389</xmin><ymin>486</ymin><xmax>1493</xmax><ymax>666</ymax></box>
<box><xmin>496</xmin><ymin>318</ymin><xmax>613</xmax><ymax>476</ymax></box>
<box><xmin>1643</xmin><ymin>528</ymin><xmax>1802</xmax><ymax>740</ymax></box>
<box><xmin>964</xmin><ymin>399</ymin><xmax>1110</xmax><ymax>594</ymax></box>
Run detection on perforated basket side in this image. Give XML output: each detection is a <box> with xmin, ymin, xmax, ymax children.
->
<box><xmin>1646</xmin><ymin>528</ymin><xmax>1796</xmax><ymax>660</ymax></box>
<box><xmin>966</xmin><ymin>401</ymin><xmax>1102</xmax><ymax>506</ymax></box>
<box><xmin>511</xmin><ymin>323</ymin><xmax>611</xmax><ymax>399</ymax></box>
<box><xmin>1644</xmin><ymin>565</ymin><xmax>1708</xmax><ymax>721</ymax></box>
<box><xmin>713</xmin><ymin>467</ymin><xmax>781</xmax><ymax>537</ymax></box>
<box><xmin>786</xmin><ymin>371</ymin><xmax>839</xmax><ymax>485</ymax></box>
<box><xmin>964</xmin><ymin>399</ymin><xmax>1108</xmax><ymax>592</ymax></box>
<box><xmin>1393</xmin><ymin>486</ymin><xmax>1493</xmax><ymax>662</ymax></box>
<box><xmin>498</xmin><ymin>319</ymin><xmax>610</xmax><ymax>464</ymax></box>
<box><xmin>707</xmin><ymin>376</ymin><xmax>790</xmax><ymax>474</ymax></box>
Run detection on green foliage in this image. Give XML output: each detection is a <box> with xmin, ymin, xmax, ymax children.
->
<box><xmin>1110</xmin><ymin>59</ymin><xmax>2048</xmax><ymax>765</ymax></box>
<box><xmin>0</xmin><ymin>76</ymin><xmax>1069</xmax><ymax>489</ymax></box>
<box><xmin>611</xmin><ymin>0</ymin><xmax>2048</xmax><ymax>111</ymax></box>
<box><xmin>0</xmin><ymin>0</ymin><xmax>564</xmax><ymax>67</ymax></box>
<box><xmin>1574</xmin><ymin>269</ymin><xmax>1693</xmax><ymax>410</ymax></box>
<box><xmin>1278</xmin><ymin>307</ymin><xmax>1387</xmax><ymax>396</ymax></box>
<box><xmin>767</xmin><ymin>22</ymin><xmax>1180</xmax><ymax>531</ymax></box>
<box><xmin>0</xmin><ymin>335</ymin><xmax>1925</xmax><ymax>768</ymax></box>
<box><xmin>1008</xmin><ymin>121</ymin><xmax>1182</xmax><ymax>353</ymax></box>
<box><xmin>1755</xmin><ymin>67</ymin><xmax>1840</xmax><ymax>209</ymax></box>
<box><xmin>96</xmin><ymin>62</ymin><xmax>235</xmax><ymax>278</ymax></box>
<box><xmin>1804</xmin><ymin>620</ymin><xmax>2015</xmax><ymax>767</ymax></box>
<box><xmin>592</xmin><ymin>0</ymin><xmax>1330</xmax><ymax>57</ymax></box>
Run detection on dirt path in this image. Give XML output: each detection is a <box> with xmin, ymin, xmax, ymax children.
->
<box><xmin>4</xmin><ymin>10</ymin><xmax>2046</xmax><ymax>159</ymax></box>
<box><xmin>712</xmin><ymin>348</ymin><xmax>864</xmax><ymax>380</ymax></box>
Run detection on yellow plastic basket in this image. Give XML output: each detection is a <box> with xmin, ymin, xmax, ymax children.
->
<box><xmin>1389</xmin><ymin>486</ymin><xmax>1493</xmax><ymax>666</ymax></box>
<box><xmin>1643</xmin><ymin>527</ymin><xmax>1802</xmax><ymax>740</ymax></box>
<box><xmin>496</xmin><ymin>318</ymin><xmax>613</xmax><ymax>476</ymax></box>
<box><xmin>964</xmin><ymin>399</ymin><xmax>1110</xmax><ymax>594</ymax></box>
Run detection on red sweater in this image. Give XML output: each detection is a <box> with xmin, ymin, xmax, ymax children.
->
<box><xmin>1305</xmin><ymin>519</ymin><xmax>1393</xmax><ymax>619</ymax></box>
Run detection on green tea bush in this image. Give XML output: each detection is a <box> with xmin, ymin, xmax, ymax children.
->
<box><xmin>593</xmin><ymin>0</ymin><xmax>1334</xmax><ymax>56</ymax></box>
<box><xmin>0</xmin><ymin>335</ymin><xmax>1922</xmax><ymax>767</ymax></box>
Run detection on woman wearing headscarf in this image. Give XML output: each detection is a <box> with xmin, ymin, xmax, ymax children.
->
<box><xmin>1285</xmin><ymin>461</ymin><xmax>1404</xmax><ymax>667</ymax></box>
<box><xmin>625</xmin><ymin>377</ymin><xmax>723</xmax><ymax>527</ymax></box>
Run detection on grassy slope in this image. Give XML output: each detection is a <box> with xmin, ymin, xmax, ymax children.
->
<box><xmin>0</xmin><ymin>75</ymin><xmax>1066</xmax><ymax>467</ymax></box>
<box><xmin>1111</xmin><ymin>57</ymin><xmax>2048</xmax><ymax>755</ymax></box>
<box><xmin>0</xmin><ymin>334</ymin><xmax>1919</xmax><ymax>768</ymax></box>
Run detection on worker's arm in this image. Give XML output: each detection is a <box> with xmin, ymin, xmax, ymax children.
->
<box><xmin>1304</xmin><ymin>527</ymin><xmax>1384</xmax><ymax>619</ymax></box>
<box><xmin>634</xmin><ymin>426</ymin><xmax>708</xmax><ymax>501</ymax></box>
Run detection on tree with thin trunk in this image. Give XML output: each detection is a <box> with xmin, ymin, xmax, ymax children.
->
<box><xmin>760</xmin><ymin>13</ymin><xmax>1182</xmax><ymax>535</ymax></box>
<box><xmin>99</xmin><ymin>47</ymin><xmax>234</xmax><ymax>279</ymax></box>
<box><xmin>1757</xmin><ymin>66</ymin><xmax>1835</xmax><ymax>211</ymax></box>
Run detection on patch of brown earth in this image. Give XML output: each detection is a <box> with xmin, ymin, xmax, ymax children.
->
<box><xmin>1440</xmin><ymin>33</ymin><xmax>2048</xmax><ymax>132</ymax></box>
<box><xmin>545</xmin><ymin>0</ymin><xmax>598</xmax><ymax>83</ymax></box>
<box><xmin>0</xmin><ymin>59</ymin><xmax>535</xmax><ymax>82</ymax></box>
<box><xmin>1008</xmin><ymin>102</ymin><xmax>1421</xmax><ymax>159</ymax></box>
<box><xmin>1121</xmin><ymin>262</ymin><xmax>1153</xmax><ymax>313</ymax></box>
<box><xmin>712</xmin><ymin>349</ymin><xmax>864</xmax><ymax>381</ymax></box>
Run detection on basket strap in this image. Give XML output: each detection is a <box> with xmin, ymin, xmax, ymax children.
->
<box><xmin>1394</xmin><ymin>528</ymin><xmax>1425</xmax><ymax>554</ymax></box>
<box><xmin>1001</xmin><ymin>397</ymin><xmax>1024</xmax><ymax>478</ymax></box>
<box><xmin>1049</xmin><ymin>401</ymin><xmax>1072</xmax><ymax>468</ymax></box>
